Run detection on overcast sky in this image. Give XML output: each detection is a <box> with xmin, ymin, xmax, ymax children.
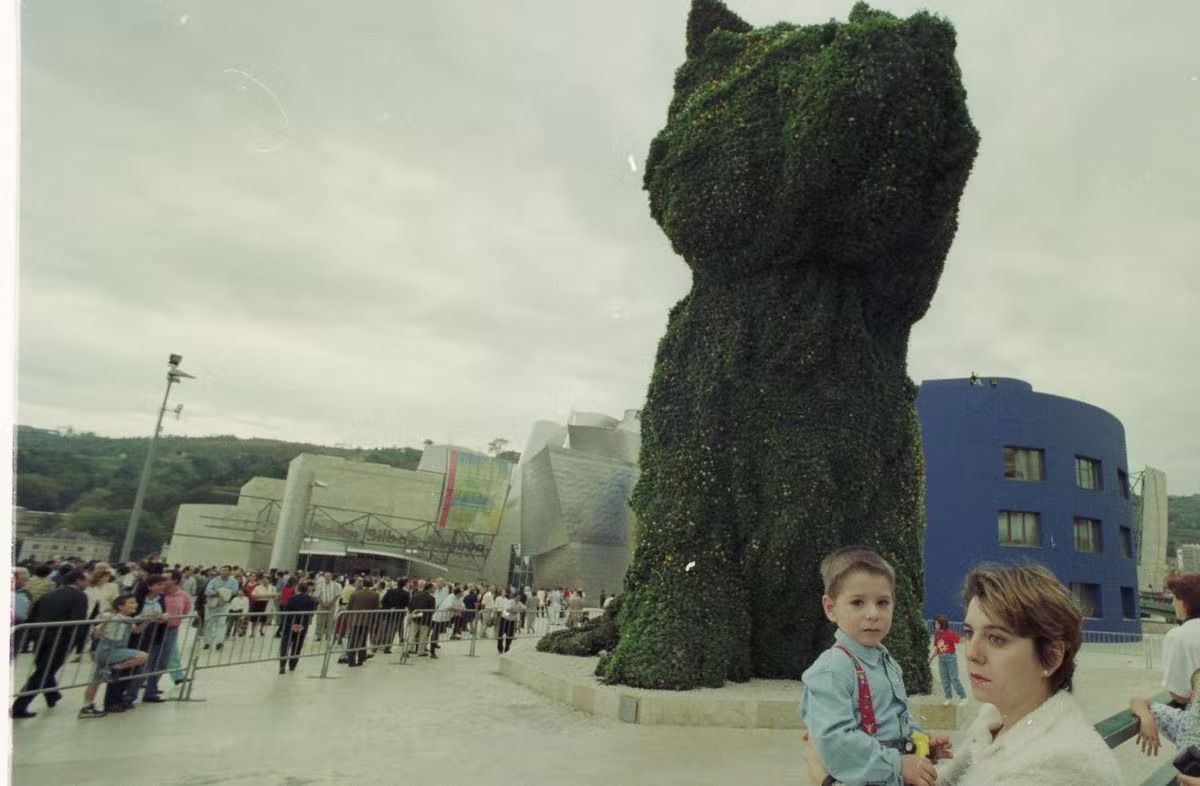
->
<box><xmin>14</xmin><ymin>0</ymin><xmax>1200</xmax><ymax>493</ymax></box>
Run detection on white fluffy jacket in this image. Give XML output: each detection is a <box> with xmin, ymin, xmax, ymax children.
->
<box><xmin>937</xmin><ymin>692</ymin><xmax>1122</xmax><ymax>786</ymax></box>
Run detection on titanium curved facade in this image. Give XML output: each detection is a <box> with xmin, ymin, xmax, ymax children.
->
<box><xmin>516</xmin><ymin>410</ymin><xmax>640</xmax><ymax>594</ymax></box>
<box><xmin>918</xmin><ymin>378</ymin><xmax>1138</xmax><ymax>632</ymax></box>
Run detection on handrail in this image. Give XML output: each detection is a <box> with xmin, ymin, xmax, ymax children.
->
<box><xmin>1092</xmin><ymin>691</ymin><xmax>1180</xmax><ymax>785</ymax></box>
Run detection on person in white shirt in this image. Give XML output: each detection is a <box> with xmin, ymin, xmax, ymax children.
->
<box><xmin>498</xmin><ymin>591</ymin><xmax>524</xmax><ymax>654</ymax></box>
<box><xmin>429</xmin><ymin>586</ymin><xmax>463</xmax><ymax>659</ymax></box>
<box><xmin>480</xmin><ymin>587</ymin><xmax>496</xmax><ymax>638</ymax></box>
<box><xmin>312</xmin><ymin>573</ymin><xmax>342</xmax><ymax>642</ymax></box>
<box><xmin>1161</xmin><ymin>574</ymin><xmax>1200</xmax><ymax>704</ymax></box>
<box><xmin>546</xmin><ymin>588</ymin><xmax>563</xmax><ymax>627</ymax></box>
<box><xmin>433</xmin><ymin>578</ymin><xmax>450</xmax><ymax>607</ymax></box>
<box><xmin>524</xmin><ymin>586</ymin><xmax>538</xmax><ymax>633</ymax></box>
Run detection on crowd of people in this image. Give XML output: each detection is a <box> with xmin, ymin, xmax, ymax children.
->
<box><xmin>10</xmin><ymin>556</ymin><xmax>606</xmax><ymax>721</ymax></box>
<box><xmin>16</xmin><ymin>549</ymin><xmax>1200</xmax><ymax>782</ymax></box>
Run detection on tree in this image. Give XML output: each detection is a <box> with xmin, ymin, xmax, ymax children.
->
<box><xmin>487</xmin><ymin>438</ymin><xmax>510</xmax><ymax>456</ymax></box>
<box><xmin>15</xmin><ymin>473</ymin><xmax>67</xmax><ymax>510</ymax></box>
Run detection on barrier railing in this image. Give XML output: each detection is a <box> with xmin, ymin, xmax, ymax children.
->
<box><xmin>1093</xmin><ymin>691</ymin><xmax>1182</xmax><ymax>786</ymax></box>
<box><xmin>321</xmin><ymin>607</ymin><xmax>409</xmax><ymax>675</ymax></box>
<box><xmin>9</xmin><ymin>602</ymin><xmax>592</xmax><ymax>712</ymax></box>
<box><xmin>11</xmin><ymin>613</ymin><xmax>201</xmax><ymax>713</ymax></box>
<box><xmin>180</xmin><ymin>609</ymin><xmax>340</xmax><ymax>696</ymax></box>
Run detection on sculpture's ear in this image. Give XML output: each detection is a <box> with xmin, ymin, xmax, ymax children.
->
<box><xmin>686</xmin><ymin>0</ymin><xmax>751</xmax><ymax>58</ymax></box>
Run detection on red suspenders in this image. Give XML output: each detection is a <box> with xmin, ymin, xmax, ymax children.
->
<box><xmin>833</xmin><ymin>644</ymin><xmax>878</xmax><ymax>735</ymax></box>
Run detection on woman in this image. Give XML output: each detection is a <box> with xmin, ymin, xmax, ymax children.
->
<box><xmin>1129</xmin><ymin>573</ymin><xmax>1200</xmax><ymax>779</ymax></box>
<box><xmin>1161</xmin><ymin>573</ymin><xmax>1200</xmax><ymax>706</ymax></box>
<box><xmin>802</xmin><ymin>563</ymin><xmax>1122</xmax><ymax>786</ymax></box>
<box><xmin>250</xmin><ymin>572</ymin><xmax>277</xmax><ymax>637</ymax></box>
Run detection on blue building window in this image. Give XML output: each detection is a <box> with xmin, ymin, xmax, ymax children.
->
<box><xmin>1070</xmin><ymin>582</ymin><xmax>1102</xmax><ymax>619</ymax></box>
<box><xmin>1121</xmin><ymin>587</ymin><xmax>1138</xmax><ymax>620</ymax></box>
<box><xmin>1075</xmin><ymin>456</ymin><xmax>1103</xmax><ymax>490</ymax></box>
<box><xmin>1120</xmin><ymin>527</ymin><xmax>1133</xmax><ymax>558</ymax></box>
<box><xmin>1073</xmin><ymin>518</ymin><xmax>1103</xmax><ymax>553</ymax></box>
<box><xmin>998</xmin><ymin>511</ymin><xmax>1041</xmax><ymax>548</ymax></box>
<box><xmin>1004</xmin><ymin>447</ymin><xmax>1044</xmax><ymax>482</ymax></box>
<box><xmin>1118</xmin><ymin>469</ymin><xmax>1130</xmax><ymax>499</ymax></box>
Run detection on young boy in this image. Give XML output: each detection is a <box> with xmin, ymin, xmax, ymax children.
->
<box><xmin>800</xmin><ymin>546</ymin><xmax>948</xmax><ymax>786</ymax></box>
<box><xmin>79</xmin><ymin>594</ymin><xmax>148</xmax><ymax>718</ymax></box>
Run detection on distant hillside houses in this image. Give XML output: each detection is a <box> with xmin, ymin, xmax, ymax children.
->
<box><xmin>17</xmin><ymin>522</ymin><xmax>113</xmax><ymax>564</ymax></box>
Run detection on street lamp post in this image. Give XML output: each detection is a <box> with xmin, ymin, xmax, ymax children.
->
<box><xmin>120</xmin><ymin>354</ymin><xmax>196</xmax><ymax>562</ymax></box>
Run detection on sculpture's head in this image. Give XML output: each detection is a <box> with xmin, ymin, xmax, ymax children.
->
<box><xmin>645</xmin><ymin>0</ymin><xmax>979</xmax><ymax>299</ymax></box>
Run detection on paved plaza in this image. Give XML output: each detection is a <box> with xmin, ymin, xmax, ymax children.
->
<box><xmin>7</xmin><ymin>639</ymin><xmax>1180</xmax><ymax>785</ymax></box>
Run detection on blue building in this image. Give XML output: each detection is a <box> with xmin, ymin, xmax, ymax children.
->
<box><xmin>917</xmin><ymin>377</ymin><xmax>1138</xmax><ymax>632</ymax></box>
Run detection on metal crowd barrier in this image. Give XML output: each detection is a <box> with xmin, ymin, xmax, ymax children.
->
<box><xmin>11</xmin><ymin>613</ymin><xmax>201</xmax><ymax>705</ymax></box>
<box><xmin>179</xmin><ymin>609</ymin><xmax>342</xmax><ymax>696</ymax></box>
<box><xmin>1094</xmin><ymin>690</ymin><xmax>1182</xmax><ymax>786</ymax></box>
<box><xmin>9</xmin><ymin>601</ymin><xmax>590</xmax><ymax>708</ymax></box>
<box><xmin>321</xmin><ymin>607</ymin><xmax>410</xmax><ymax>675</ymax></box>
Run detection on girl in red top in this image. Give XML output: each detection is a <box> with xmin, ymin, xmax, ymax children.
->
<box><xmin>929</xmin><ymin>614</ymin><xmax>968</xmax><ymax>705</ymax></box>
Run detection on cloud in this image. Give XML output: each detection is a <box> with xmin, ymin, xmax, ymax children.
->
<box><xmin>17</xmin><ymin>0</ymin><xmax>1200</xmax><ymax>492</ymax></box>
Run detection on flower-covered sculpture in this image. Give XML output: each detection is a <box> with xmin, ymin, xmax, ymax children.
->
<box><xmin>598</xmin><ymin>0</ymin><xmax>979</xmax><ymax>690</ymax></box>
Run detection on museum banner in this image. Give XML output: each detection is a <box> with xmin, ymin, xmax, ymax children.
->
<box><xmin>435</xmin><ymin>450</ymin><xmax>512</xmax><ymax>534</ymax></box>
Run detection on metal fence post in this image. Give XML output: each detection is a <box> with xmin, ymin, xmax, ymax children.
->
<box><xmin>319</xmin><ymin>610</ymin><xmax>339</xmax><ymax>679</ymax></box>
<box><xmin>182</xmin><ymin>617</ymin><xmax>204</xmax><ymax>701</ymax></box>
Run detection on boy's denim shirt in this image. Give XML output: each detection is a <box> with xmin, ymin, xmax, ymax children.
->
<box><xmin>800</xmin><ymin>629</ymin><xmax>918</xmax><ymax>786</ymax></box>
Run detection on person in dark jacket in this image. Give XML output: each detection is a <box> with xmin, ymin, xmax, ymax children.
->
<box><xmin>407</xmin><ymin>581</ymin><xmax>437</xmax><ymax>657</ymax></box>
<box><xmin>11</xmin><ymin>570</ymin><xmax>89</xmax><ymax>718</ymax></box>
<box><xmin>345</xmin><ymin>581</ymin><xmax>380</xmax><ymax>667</ymax></box>
<box><xmin>379</xmin><ymin>580</ymin><xmax>410</xmax><ymax>654</ymax></box>
<box><xmin>279</xmin><ymin>581</ymin><xmax>319</xmax><ymax>674</ymax></box>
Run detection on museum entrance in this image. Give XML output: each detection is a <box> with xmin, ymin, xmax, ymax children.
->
<box><xmin>298</xmin><ymin>553</ymin><xmax>411</xmax><ymax>578</ymax></box>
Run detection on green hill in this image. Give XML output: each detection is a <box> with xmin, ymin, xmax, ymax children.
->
<box><xmin>13</xmin><ymin>425</ymin><xmax>425</xmax><ymax>560</ymax></box>
<box><xmin>1166</xmin><ymin>493</ymin><xmax>1200</xmax><ymax>555</ymax></box>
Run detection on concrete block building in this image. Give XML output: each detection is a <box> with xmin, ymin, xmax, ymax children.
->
<box><xmin>17</xmin><ymin>528</ymin><xmax>114</xmax><ymax>564</ymax></box>
<box><xmin>169</xmin><ymin>447</ymin><xmax>513</xmax><ymax>584</ymax></box>
<box><xmin>918</xmin><ymin>377</ymin><xmax>1139</xmax><ymax>632</ymax></box>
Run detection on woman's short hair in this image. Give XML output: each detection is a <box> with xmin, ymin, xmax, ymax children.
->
<box><xmin>961</xmin><ymin>563</ymin><xmax>1082</xmax><ymax>694</ymax></box>
<box><xmin>1167</xmin><ymin>574</ymin><xmax>1200</xmax><ymax>618</ymax></box>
